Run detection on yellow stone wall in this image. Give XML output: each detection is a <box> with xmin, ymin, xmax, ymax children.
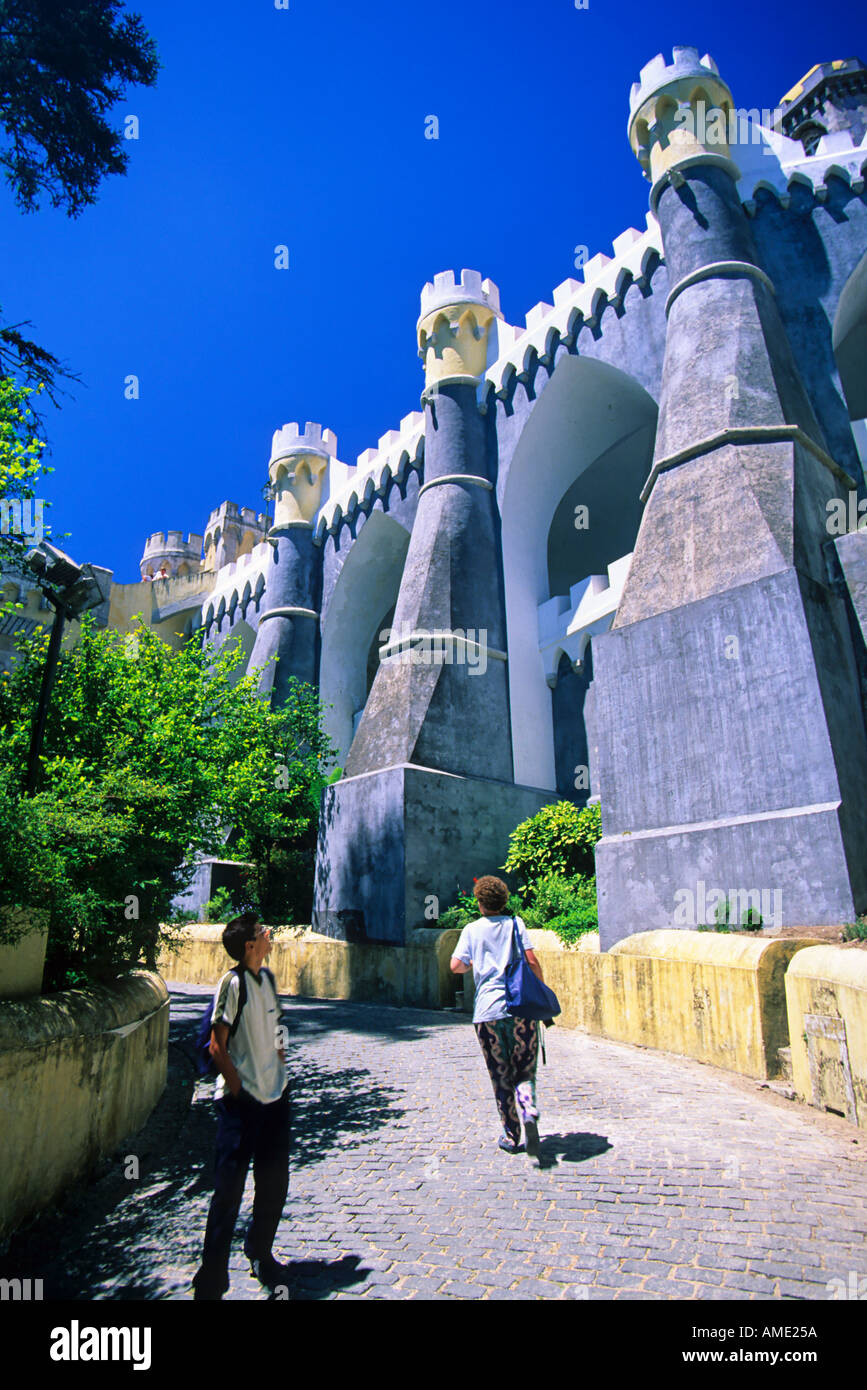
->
<box><xmin>0</xmin><ymin>971</ymin><xmax>169</xmax><ymax>1238</ymax></box>
<box><xmin>157</xmin><ymin>925</ymin><xmax>462</xmax><ymax>1011</ymax></box>
<box><xmin>0</xmin><ymin>909</ymin><xmax>49</xmax><ymax>999</ymax></box>
<box><xmin>529</xmin><ymin>930</ymin><xmax>821</xmax><ymax>1080</ymax></box>
<box><xmin>785</xmin><ymin>946</ymin><xmax>867</xmax><ymax>1128</ymax></box>
<box><xmin>106</xmin><ymin>574</ymin><xmax>211</xmax><ymax>650</ymax></box>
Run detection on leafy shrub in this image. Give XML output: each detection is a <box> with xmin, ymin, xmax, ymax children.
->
<box><xmin>705</xmin><ymin>898</ymin><xmax>763</xmax><ymax>933</ymax></box>
<box><xmin>529</xmin><ymin>872</ymin><xmax>597</xmax><ymax>946</ymax></box>
<box><xmin>843</xmin><ymin>917</ymin><xmax>867</xmax><ymax>942</ymax></box>
<box><xmin>0</xmin><ymin>617</ymin><xmax>333</xmax><ymax>988</ymax></box>
<box><xmin>503</xmin><ymin>801</ymin><xmax>601</xmax><ymax>890</ymax></box>
<box><xmin>205</xmin><ymin>887</ymin><xmax>239</xmax><ymax>924</ymax></box>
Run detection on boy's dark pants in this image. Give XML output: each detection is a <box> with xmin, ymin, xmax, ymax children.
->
<box><xmin>194</xmin><ymin>1087</ymin><xmax>290</xmax><ymax>1296</ymax></box>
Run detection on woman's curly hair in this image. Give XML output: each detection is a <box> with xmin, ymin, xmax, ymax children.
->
<box><xmin>473</xmin><ymin>875</ymin><xmax>509</xmax><ymax>913</ymax></box>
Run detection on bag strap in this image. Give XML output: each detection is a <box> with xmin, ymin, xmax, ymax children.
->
<box><xmin>227</xmin><ymin>965</ymin><xmax>248</xmax><ymax>1040</ymax></box>
<box><xmin>509</xmin><ymin>915</ymin><xmax>522</xmax><ymax>966</ymax></box>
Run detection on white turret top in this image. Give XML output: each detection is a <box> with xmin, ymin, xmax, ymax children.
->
<box><xmin>418</xmin><ymin>269</ymin><xmax>501</xmax><ymax>327</ymax></box>
<box><xmin>270</xmin><ymin>421</ymin><xmax>338</xmax><ymax>467</ymax></box>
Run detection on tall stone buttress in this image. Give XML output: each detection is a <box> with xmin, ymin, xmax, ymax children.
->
<box><xmin>346</xmin><ymin>270</ymin><xmax>512</xmax><ymax>779</ymax></box>
<box><xmin>248</xmin><ymin>423</ymin><xmax>334</xmax><ymax>704</ymax></box>
<box><xmin>588</xmin><ymin>48</ymin><xmax>867</xmax><ymax>945</ymax></box>
<box><xmin>314</xmin><ymin>271</ymin><xmax>548</xmax><ymax>943</ymax></box>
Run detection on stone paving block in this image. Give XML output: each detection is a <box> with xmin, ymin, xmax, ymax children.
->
<box><xmin>696</xmin><ymin>1252</ymin><xmax>749</xmax><ymax>1272</ymax></box>
<box><xmin>7</xmin><ymin>987</ymin><xmax>866</xmax><ymax>1306</ymax></box>
<box><xmin>438</xmin><ymin>1280</ymin><xmax>482</xmax><ymax>1298</ymax></box>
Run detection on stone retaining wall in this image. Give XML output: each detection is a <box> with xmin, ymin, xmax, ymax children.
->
<box><xmin>785</xmin><ymin>945</ymin><xmax>867</xmax><ymax>1127</ymax></box>
<box><xmin>157</xmin><ymin>925</ymin><xmax>460</xmax><ymax>1010</ymax></box>
<box><xmin>0</xmin><ymin>971</ymin><xmax>169</xmax><ymax>1239</ymax></box>
<box><xmin>531</xmin><ymin>930</ymin><xmax>822</xmax><ymax>1080</ymax></box>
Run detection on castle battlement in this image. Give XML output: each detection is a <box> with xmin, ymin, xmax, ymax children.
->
<box><xmin>418</xmin><ymin>269</ymin><xmax>501</xmax><ymax>325</ymax></box>
<box><xmin>314</xmin><ymin>410</ymin><xmax>425</xmax><ymax>540</ymax></box>
<box><xmin>484</xmin><ymin>211</ymin><xmax>663</xmax><ymax>397</ymax></box>
<box><xmin>629</xmin><ymin>46</ymin><xmax>720</xmax><ymax>120</ymax></box>
<box><xmin>270</xmin><ymin>422</ymin><xmax>338</xmax><ymax>466</ymax></box>
<box><xmin>203</xmin><ymin>501</ymin><xmax>269</xmax><ymax>533</ymax></box>
<box><xmin>140</xmin><ymin>528</ymin><xmax>205</xmax><ymax>579</ymax></box>
<box><xmin>142</xmin><ymin>530</ymin><xmax>203</xmax><ymax>555</ymax></box>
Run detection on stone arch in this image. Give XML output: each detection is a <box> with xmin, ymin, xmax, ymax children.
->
<box><xmin>319</xmin><ymin>508</ymin><xmax>411</xmax><ymax>766</ymax></box>
<box><xmin>500</xmin><ymin>354</ymin><xmax>658</xmax><ymax>789</ymax></box>
<box><xmin>833</xmin><ymin>247</ymin><xmax>867</xmax><ymax>424</ymax></box>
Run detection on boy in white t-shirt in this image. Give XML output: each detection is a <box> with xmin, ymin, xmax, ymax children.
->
<box><xmin>192</xmin><ymin>912</ymin><xmax>290</xmax><ymax>1300</ymax></box>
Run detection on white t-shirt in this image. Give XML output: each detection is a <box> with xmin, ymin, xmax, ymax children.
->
<box><xmin>453</xmin><ymin>914</ymin><xmax>534</xmax><ymax>1024</ymax></box>
<box><xmin>211</xmin><ymin>967</ymin><xmax>287</xmax><ymax>1104</ymax></box>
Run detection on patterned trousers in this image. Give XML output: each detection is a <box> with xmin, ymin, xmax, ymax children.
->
<box><xmin>475</xmin><ymin>1016</ymin><xmax>539</xmax><ymax>1145</ymax></box>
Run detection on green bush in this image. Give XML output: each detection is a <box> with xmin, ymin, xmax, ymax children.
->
<box><xmin>0</xmin><ymin>617</ymin><xmax>333</xmax><ymax>988</ymax></box>
<box><xmin>503</xmin><ymin>801</ymin><xmax>601</xmax><ymax>890</ymax></box>
<box><xmin>704</xmin><ymin>898</ymin><xmax>763</xmax><ymax>933</ymax></box>
<box><xmin>843</xmin><ymin>917</ymin><xmax>867</xmax><ymax>942</ymax></box>
<box><xmin>529</xmin><ymin>871</ymin><xmax>597</xmax><ymax>946</ymax></box>
<box><xmin>205</xmin><ymin>887</ymin><xmax>239</xmax><ymax>924</ymax></box>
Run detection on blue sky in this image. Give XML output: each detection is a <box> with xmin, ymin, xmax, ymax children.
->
<box><xmin>1</xmin><ymin>0</ymin><xmax>865</xmax><ymax>579</ymax></box>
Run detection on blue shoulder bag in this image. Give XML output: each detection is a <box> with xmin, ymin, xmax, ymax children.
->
<box><xmin>504</xmin><ymin>917</ymin><xmax>561</xmax><ymax>1022</ymax></box>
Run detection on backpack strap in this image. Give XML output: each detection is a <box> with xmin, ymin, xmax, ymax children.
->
<box><xmin>227</xmin><ymin>965</ymin><xmax>248</xmax><ymax>1040</ymax></box>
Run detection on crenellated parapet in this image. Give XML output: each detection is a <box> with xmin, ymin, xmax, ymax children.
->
<box><xmin>202</xmin><ymin>501</ymin><xmax>270</xmax><ymax>573</ymax></box>
<box><xmin>628</xmin><ymin>47</ymin><xmax>738</xmax><ymax>211</ymax></box>
<box><xmin>140</xmin><ymin>530</ymin><xmax>204</xmax><ymax>580</ymax></box>
<box><xmin>199</xmin><ymin>542</ymin><xmax>274</xmax><ymax>639</ymax></box>
<box><xmin>483</xmin><ymin>214</ymin><xmax>664</xmax><ymax>403</ymax></box>
<box><xmin>314</xmin><ymin>411</ymin><xmax>425</xmax><ymax>544</ymax></box>
<box><xmin>268</xmin><ymin>422</ymin><xmax>340</xmax><ymax>527</ymax></box>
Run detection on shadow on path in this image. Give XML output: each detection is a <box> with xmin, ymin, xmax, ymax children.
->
<box><xmin>0</xmin><ymin>986</ymin><xmax>402</xmax><ymax>1299</ymax></box>
<box><xmin>536</xmin><ymin>1132</ymin><xmax>612</xmax><ymax>1171</ymax></box>
<box><xmin>266</xmin><ymin>1254</ymin><xmax>372</xmax><ymax>1301</ymax></box>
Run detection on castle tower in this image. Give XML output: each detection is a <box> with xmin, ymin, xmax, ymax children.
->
<box><xmin>774</xmin><ymin>58</ymin><xmax>867</xmax><ymax>154</ymax></box>
<box><xmin>246</xmin><ymin>423</ymin><xmax>334</xmax><ymax>703</ymax></box>
<box><xmin>588</xmin><ymin>47</ymin><xmax>867</xmax><ymax>945</ymax></box>
<box><xmin>314</xmin><ymin>272</ymin><xmax>548</xmax><ymax>944</ymax></box>
<box><xmin>201</xmin><ymin>502</ymin><xmax>269</xmax><ymax>574</ymax></box>
<box><xmin>140</xmin><ymin>530</ymin><xmax>204</xmax><ymax>579</ymax></box>
<box><xmin>345</xmin><ymin>270</ymin><xmax>511</xmax><ymax>779</ymax></box>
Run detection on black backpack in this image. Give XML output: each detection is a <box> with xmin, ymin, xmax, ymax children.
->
<box><xmin>195</xmin><ymin>966</ymin><xmax>277</xmax><ymax>1077</ymax></box>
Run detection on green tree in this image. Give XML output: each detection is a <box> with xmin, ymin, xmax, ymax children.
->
<box><xmin>0</xmin><ymin>619</ymin><xmax>334</xmax><ymax>988</ymax></box>
<box><xmin>0</xmin><ymin>0</ymin><xmax>159</xmax><ymax>217</ymax></box>
<box><xmin>503</xmin><ymin>800</ymin><xmax>601</xmax><ymax>890</ymax></box>
<box><xmin>0</xmin><ymin>372</ymin><xmax>47</xmax><ymax>567</ymax></box>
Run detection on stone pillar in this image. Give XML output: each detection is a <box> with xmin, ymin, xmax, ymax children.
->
<box><xmin>589</xmin><ymin>47</ymin><xmax>867</xmax><ymax>946</ymax></box>
<box><xmin>248</xmin><ymin>423</ymin><xmax>333</xmax><ymax>705</ymax></box>
<box><xmin>346</xmin><ymin>269</ymin><xmax>511</xmax><ymax>781</ymax></box>
<box><xmin>315</xmin><ymin>271</ymin><xmax>549</xmax><ymax>944</ymax></box>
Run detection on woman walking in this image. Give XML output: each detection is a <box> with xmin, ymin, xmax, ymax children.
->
<box><xmin>450</xmin><ymin>875</ymin><xmax>544</xmax><ymax>1157</ymax></box>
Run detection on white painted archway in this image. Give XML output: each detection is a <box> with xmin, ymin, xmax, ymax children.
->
<box><xmin>500</xmin><ymin>355</ymin><xmax>658</xmax><ymax>789</ymax></box>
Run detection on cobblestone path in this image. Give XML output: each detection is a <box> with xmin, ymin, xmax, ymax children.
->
<box><xmin>5</xmin><ymin>985</ymin><xmax>866</xmax><ymax>1301</ymax></box>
